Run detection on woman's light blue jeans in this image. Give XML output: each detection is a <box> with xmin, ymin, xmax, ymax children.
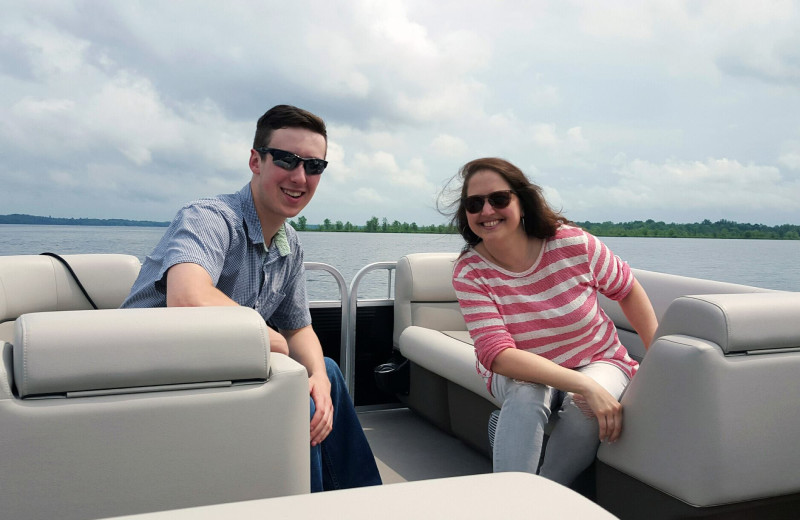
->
<box><xmin>490</xmin><ymin>362</ymin><xmax>629</xmax><ymax>486</ymax></box>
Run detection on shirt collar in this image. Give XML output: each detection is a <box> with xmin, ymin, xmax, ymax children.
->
<box><xmin>270</xmin><ymin>225</ymin><xmax>291</xmax><ymax>256</ymax></box>
<box><xmin>239</xmin><ymin>183</ymin><xmax>292</xmax><ymax>257</ymax></box>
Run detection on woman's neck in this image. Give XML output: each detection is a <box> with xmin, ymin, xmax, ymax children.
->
<box><xmin>477</xmin><ymin>233</ymin><xmax>543</xmax><ymax>273</ymax></box>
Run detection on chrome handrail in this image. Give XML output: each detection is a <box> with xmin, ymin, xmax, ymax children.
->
<box><xmin>345</xmin><ymin>261</ymin><xmax>397</xmax><ymax>397</ymax></box>
<box><xmin>304</xmin><ymin>262</ymin><xmax>349</xmax><ymax>378</ymax></box>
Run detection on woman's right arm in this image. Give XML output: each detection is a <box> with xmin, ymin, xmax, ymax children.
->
<box><xmin>491</xmin><ymin>349</ymin><xmax>623</xmax><ymax>443</ymax></box>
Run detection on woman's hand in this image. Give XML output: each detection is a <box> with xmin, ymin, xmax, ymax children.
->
<box><xmin>571</xmin><ymin>381</ymin><xmax>623</xmax><ymax>443</ymax></box>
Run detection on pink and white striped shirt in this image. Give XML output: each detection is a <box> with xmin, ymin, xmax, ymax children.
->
<box><xmin>452</xmin><ymin>225</ymin><xmax>639</xmax><ymax>392</ymax></box>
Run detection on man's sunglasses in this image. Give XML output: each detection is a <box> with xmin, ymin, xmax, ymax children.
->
<box><xmin>255</xmin><ymin>147</ymin><xmax>328</xmax><ymax>176</ymax></box>
<box><xmin>463</xmin><ymin>190</ymin><xmax>515</xmax><ymax>214</ymax></box>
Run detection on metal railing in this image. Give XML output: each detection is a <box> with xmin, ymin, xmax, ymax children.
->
<box><xmin>345</xmin><ymin>262</ymin><xmax>397</xmax><ymax>397</ymax></box>
<box><xmin>304</xmin><ymin>262</ymin><xmax>349</xmax><ymax>370</ymax></box>
<box><xmin>303</xmin><ymin>261</ymin><xmax>398</xmax><ymax>398</ymax></box>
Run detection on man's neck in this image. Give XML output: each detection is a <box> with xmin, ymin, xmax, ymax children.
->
<box><xmin>248</xmin><ymin>182</ymin><xmax>286</xmax><ymax>243</ymax></box>
<box><xmin>260</xmin><ymin>219</ymin><xmax>284</xmax><ymax>246</ymax></box>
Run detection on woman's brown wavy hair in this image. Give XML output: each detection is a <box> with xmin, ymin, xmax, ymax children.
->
<box><xmin>439</xmin><ymin>157</ymin><xmax>571</xmax><ymax>248</ymax></box>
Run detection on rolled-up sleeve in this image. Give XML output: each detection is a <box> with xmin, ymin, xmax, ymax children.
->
<box><xmin>586</xmin><ymin>233</ymin><xmax>633</xmax><ymax>301</ymax></box>
<box><xmin>453</xmin><ymin>270</ymin><xmax>516</xmax><ymax>372</ymax></box>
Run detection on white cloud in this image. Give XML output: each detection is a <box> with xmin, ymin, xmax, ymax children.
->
<box><xmin>779</xmin><ymin>152</ymin><xmax>800</xmax><ymax>171</ymax></box>
<box><xmin>353</xmin><ymin>187</ymin><xmax>384</xmax><ymax>203</ymax></box>
<box><xmin>430</xmin><ymin>134</ymin><xmax>469</xmax><ymax>158</ymax></box>
<box><xmin>530</xmin><ymin>124</ymin><xmax>560</xmax><ymax>149</ymax></box>
<box><xmin>526</xmin><ymin>83</ymin><xmax>562</xmax><ymax>108</ymax></box>
<box><xmin>14</xmin><ymin>24</ymin><xmax>89</xmax><ymax>77</ymax></box>
<box><xmin>567</xmin><ymin>157</ymin><xmax>799</xmax><ymax>218</ymax></box>
<box><xmin>348</xmin><ymin>151</ymin><xmax>434</xmax><ymax>192</ymax></box>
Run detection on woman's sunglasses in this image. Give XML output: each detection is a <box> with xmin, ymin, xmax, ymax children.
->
<box><xmin>463</xmin><ymin>190</ymin><xmax>515</xmax><ymax>214</ymax></box>
<box><xmin>255</xmin><ymin>147</ymin><xmax>328</xmax><ymax>176</ymax></box>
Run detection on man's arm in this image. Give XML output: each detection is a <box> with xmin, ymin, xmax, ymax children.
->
<box><xmin>165</xmin><ymin>262</ymin><xmax>289</xmax><ymax>354</ymax></box>
<box><xmin>282</xmin><ymin>325</ymin><xmax>333</xmax><ymax>446</ymax></box>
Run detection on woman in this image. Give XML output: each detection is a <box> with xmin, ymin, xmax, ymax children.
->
<box><xmin>446</xmin><ymin>157</ymin><xmax>658</xmax><ymax>486</ymax></box>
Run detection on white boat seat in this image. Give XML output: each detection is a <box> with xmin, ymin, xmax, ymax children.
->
<box><xmin>399</xmin><ymin>326</ymin><xmax>497</xmax><ymax>407</ymax></box>
<box><xmin>13</xmin><ymin>307</ymin><xmax>270</xmax><ymax>398</ymax></box>
<box><xmin>392</xmin><ymin>251</ymin><xmax>800</xmax><ymax>513</ymax></box>
<box><xmin>597</xmin><ymin>292</ymin><xmax>800</xmax><ymax>508</ymax></box>
<box><xmin>0</xmin><ymin>253</ymin><xmax>142</xmax><ymax>343</ymax></box>
<box><xmin>1</xmin><ymin>298</ymin><xmax>311</xmax><ymax>519</ymax></box>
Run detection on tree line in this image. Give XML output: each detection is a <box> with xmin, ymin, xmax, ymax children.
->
<box><xmin>575</xmin><ymin>219</ymin><xmax>800</xmax><ymax>240</ymax></box>
<box><xmin>0</xmin><ymin>214</ymin><xmax>169</xmax><ymax>227</ymax></box>
<box><xmin>3</xmin><ymin>213</ymin><xmax>798</xmax><ymax>239</ymax></box>
<box><xmin>290</xmin><ymin>216</ymin><xmax>800</xmax><ymax>240</ymax></box>
<box><xmin>289</xmin><ymin>216</ymin><xmax>458</xmax><ymax>234</ymax></box>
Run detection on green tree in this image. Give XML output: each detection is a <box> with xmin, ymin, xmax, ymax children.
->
<box><xmin>365</xmin><ymin>216</ymin><xmax>379</xmax><ymax>232</ymax></box>
<box><xmin>297</xmin><ymin>216</ymin><xmax>307</xmax><ymax>231</ymax></box>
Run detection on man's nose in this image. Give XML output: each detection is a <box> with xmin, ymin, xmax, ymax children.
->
<box><xmin>288</xmin><ymin>163</ymin><xmax>306</xmax><ymax>181</ymax></box>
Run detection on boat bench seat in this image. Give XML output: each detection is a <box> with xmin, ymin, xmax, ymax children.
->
<box><xmin>393</xmin><ymin>252</ymin><xmax>800</xmax><ymax>512</ymax></box>
<box><xmin>597</xmin><ymin>292</ymin><xmax>800</xmax><ymax>510</ymax></box>
<box><xmin>0</xmin><ymin>253</ymin><xmax>142</xmax><ymax>343</ymax></box>
<box><xmin>0</xmin><ymin>255</ymin><xmax>313</xmax><ymax>519</ymax></box>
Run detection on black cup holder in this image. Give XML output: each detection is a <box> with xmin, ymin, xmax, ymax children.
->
<box><xmin>373</xmin><ymin>356</ymin><xmax>410</xmax><ymax>396</ymax></box>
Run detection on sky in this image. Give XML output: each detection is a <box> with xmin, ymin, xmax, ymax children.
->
<box><xmin>2</xmin><ymin>1</ymin><xmax>799</xmax><ymax>227</ymax></box>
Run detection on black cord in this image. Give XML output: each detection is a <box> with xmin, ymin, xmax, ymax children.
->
<box><xmin>40</xmin><ymin>252</ymin><xmax>99</xmax><ymax>310</ymax></box>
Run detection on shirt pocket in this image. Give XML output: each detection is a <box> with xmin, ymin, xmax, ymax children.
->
<box><xmin>254</xmin><ymin>282</ymin><xmax>286</xmax><ymax>321</ymax></box>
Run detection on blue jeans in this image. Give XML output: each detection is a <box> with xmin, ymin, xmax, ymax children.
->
<box><xmin>309</xmin><ymin>358</ymin><xmax>382</xmax><ymax>492</ymax></box>
<box><xmin>490</xmin><ymin>362</ymin><xmax>629</xmax><ymax>486</ymax></box>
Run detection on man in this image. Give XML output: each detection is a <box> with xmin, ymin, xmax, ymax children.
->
<box><xmin>122</xmin><ymin>104</ymin><xmax>382</xmax><ymax>492</ymax></box>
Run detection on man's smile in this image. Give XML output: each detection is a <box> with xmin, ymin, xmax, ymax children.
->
<box><xmin>282</xmin><ymin>188</ymin><xmax>303</xmax><ymax>199</ymax></box>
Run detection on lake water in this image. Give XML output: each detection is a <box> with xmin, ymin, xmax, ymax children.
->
<box><xmin>1</xmin><ymin>224</ymin><xmax>798</xmax><ymax>300</ymax></box>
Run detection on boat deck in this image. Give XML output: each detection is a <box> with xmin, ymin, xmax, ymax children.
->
<box><xmin>358</xmin><ymin>407</ymin><xmax>492</xmax><ymax>484</ymax></box>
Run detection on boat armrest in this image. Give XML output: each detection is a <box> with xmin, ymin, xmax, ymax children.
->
<box><xmin>13</xmin><ymin>307</ymin><xmax>269</xmax><ymax>398</ymax></box>
<box><xmin>399</xmin><ymin>326</ymin><xmax>498</xmax><ymax>406</ymax></box>
<box><xmin>655</xmin><ymin>292</ymin><xmax>800</xmax><ymax>354</ymax></box>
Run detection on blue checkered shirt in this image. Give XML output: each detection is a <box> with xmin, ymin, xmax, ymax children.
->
<box><xmin>122</xmin><ymin>183</ymin><xmax>311</xmax><ymax>330</ymax></box>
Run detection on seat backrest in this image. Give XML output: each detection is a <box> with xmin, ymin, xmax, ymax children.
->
<box><xmin>393</xmin><ymin>253</ymin><xmax>466</xmax><ymax>347</ymax></box>
<box><xmin>0</xmin><ymin>254</ymin><xmax>141</xmax><ymax>342</ymax></box>
<box><xmin>600</xmin><ymin>267</ymin><xmax>775</xmax><ymax>329</ymax></box>
<box><xmin>598</xmin><ymin>268</ymin><xmax>777</xmax><ymax>360</ymax></box>
<box><xmin>0</xmin><ymin>306</ymin><xmax>310</xmax><ymax>519</ymax></box>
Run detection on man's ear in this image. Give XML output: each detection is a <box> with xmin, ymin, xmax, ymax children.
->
<box><xmin>249</xmin><ymin>149</ymin><xmax>261</xmax><ymax>175</ymax></box>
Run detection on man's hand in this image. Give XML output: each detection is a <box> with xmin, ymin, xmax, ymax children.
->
<box><xmin>282</xmin><ymin>325</ymin><xmax>333</xmax><ymax>446</ymax></box>
<box><xmin>308</xmin><ymin>372</ymin><xmax>333</xmax><ymax>446</ymax></box>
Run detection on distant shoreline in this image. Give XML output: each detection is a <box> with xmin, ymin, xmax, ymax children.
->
<box><xmin>0</xmin><ymin>214</ymin><xmax>169</xmax><ymax>227</ymax></box>
<box><xmin>2</xmin><ymin>214</ymin><xmax>798</xmax><ymax>239</ymax></box>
